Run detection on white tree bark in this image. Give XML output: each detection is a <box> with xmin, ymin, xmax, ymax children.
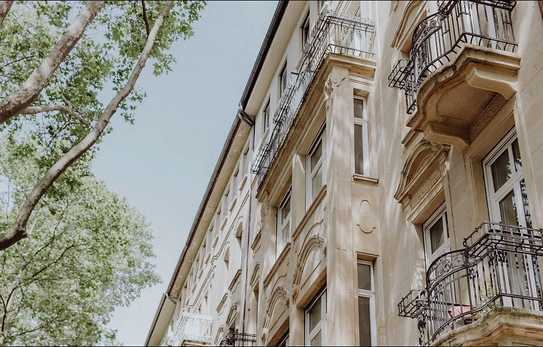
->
<box><xmin>0</xmin><ymin>1</ymin><xmax>105</xmax><ymax>124</ymax></box>
<box><xmin>0</xmin><ymin>2</ymin><xmax>175</xmax><ymax>251</ymax></box>
<box><xmin>0</xmin><ymin>0</ymin><xmax>13</xmax><ymax>26</ymax></box>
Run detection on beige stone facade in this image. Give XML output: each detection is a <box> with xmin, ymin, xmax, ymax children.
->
<box><xmin>146</xmin><ymin>1</ymin><xmax>543</xmax><ymax>346</ymax></box>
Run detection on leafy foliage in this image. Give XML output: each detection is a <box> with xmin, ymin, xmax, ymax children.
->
<box><xmin>0</xmin><ymin>139</ymin><xmax>160</xmax><ymax>345</ymax></box>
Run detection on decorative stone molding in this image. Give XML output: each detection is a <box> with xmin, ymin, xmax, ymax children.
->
<box><xmin>394</xmin><ymin>139</ymin><xmax>448</xmax><ymax>204</ymax></box>
<box><xmin>261</xmin><ymin>275</ymin><xmax>288</xmax><ymax>343</ymax></box>
<box><xmin>356</xmin><ymin>200</ymin><xmax>376</xmax><ymax>234</ymax></box>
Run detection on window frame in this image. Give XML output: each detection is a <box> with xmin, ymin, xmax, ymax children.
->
<box><xmin>306</xmin><ymin>129</ymin><xmax>325</xmax><ymax>206</ymax></box>
<box><xmin>305</xmin><ymin>289</ymin><xmax>326</xmax><ymax>346</ymax></box>
<box><xmin>483</xmin><ymin>129</ymin><xmax>531</xmax><ymax>228</ymax></box>
<box><xmin>356</xmin><ymin>260</ymin><xmax>377</xmax><ymax>346</ymax></box>
<box><xmin>301</xmin><ymin>13</ymin><xmax>310</xmax><ymax>51</ymax></box>
<box><xmin>279</xmin><ymin>62</ymin><xmax>288</xmax><ymax>97</ymax></box>
<box><xmin>422</xmin><ymin>204</ymin><xmax>449</xmax><ymax>267</ymax></box>
<box><xmin>262</xmin><ymin>99</ymin><xmax>271</xmax><ymax>135</ymax></box>
<box><xmin>353</xmin><ymin>96</ymin><xmax>370</xmax><ymax>176</ymax></box>
<box><xmin>276</xmin><ymin>189</ymin><xmax>291</xmax><ymax>258</ymax></box>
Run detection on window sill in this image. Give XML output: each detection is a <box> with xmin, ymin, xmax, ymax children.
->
<box><xmin>264</xmin><ymin>242</ymin><xmax>291</xmax><ymax>287</ymax></box>
<box><xmin>353</xmin><ymin>174</ymin><xmax>379</xmax><ymax>185</ymax></box>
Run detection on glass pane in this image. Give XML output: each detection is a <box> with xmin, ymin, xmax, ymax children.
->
<box><xmin>499</xmin><ymin>190</ymin><xmax>518</xmax><ymax>226</ymax></box>
<box><xmin>354</xmin><ymin>99</ymin><xmax>364</xmax><ymax>119</ymax></box>
<box><xmin>311</xmin><ymin>141</ymin><xmax>322</xmax><ymax>170</ymax></box>
<box><xmin>357</xmin><ymin>264</ymin><xmax>372</xmax><ymax>290</ymax></box>
<box><xmin>520</xmin><ymin>179</ymin><xmax>532</xmax><ymax>228</ymax></box>
<box><xmin>429</xmin><ymin>218</ymin><xmax>445</xmax><ymax>254</ymax></box>
<box><xmin>354</xmin><ymin>124</ymin><xmax>364</xmax><ymax>174</ymax></box>
<box><xmin>512</xmin><ymin>139</ymin><xmax>522</xmax><ymax>171</ymax></box>
<box><xmin>308</xmin><ymin>297</ymin><xmax>321</xmax><ymax>332</ymax></box>
<box><xmin>491</xmin><ymin>150</ymin><xmax>512</xmax><ymax>191</ymax></box>
<box><xmin>358</xmin><ymin>296</ymin><xmax>372</xmax><ymax>346</ymax></box>
<box><xmin>310</xmin><ymin>331</ymin><xmax>321</xmax><ymax>346</ymax></box>
<box><xmin>312</xmin><ymin>170</ymin><xmax>322</xmax><ymax>197</ymax></box>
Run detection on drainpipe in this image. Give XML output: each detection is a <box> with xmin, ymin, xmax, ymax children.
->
<box><xmin>241</xmin><ymin>128</ymin><xmax>254</xmax><ymax>341</ymax></box>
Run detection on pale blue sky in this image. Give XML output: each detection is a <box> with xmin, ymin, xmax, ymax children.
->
<box><xmin>92</xmin><ymin>2</ymin><xmax>276</xmax><ymax>345</ymax></box>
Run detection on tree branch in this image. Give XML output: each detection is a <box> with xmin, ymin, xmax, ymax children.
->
<box><xmin>0</xmin><ymin>2</ymin><xmax>174</xmax><ymax>251</ymax></box>
<box><xmin>141</xmin><ymin>0</ymin><xmax>150</xmax><ymax>36</ymax></box>
<box><xmin>19</xmin><ymin>104</ymin><xmax>90</xmax><ymax>127</ymax></box>
<box><xmin>0</xmin><ymin>1</ymin><xmax>105</xmax><ymax>124</ymax></box>
<box><xmin>0</xmin><ymin>0</ymin><xmax>13</xmax><ymax>27</ymax></box>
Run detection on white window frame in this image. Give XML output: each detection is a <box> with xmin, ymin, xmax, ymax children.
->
<box><xmin>422</xmin><ymin>204</ymin><xmax>450</xmax><ymax>267</ymax></box>
<box><xmin>356</xmin><ymin>260</ymin><xmax>377</xmax><ymax>346</ymax></box>
<box><xmin>353</xmin><ymin>96</ymin><xmax>370</xmax><ymax>176</ymax></box>
<box><xmin>262</xmin><ymin>99</ymin><xmax>270</xmax><ymax>135</ymax></box>
<box><xmin>305</xmin><ymin>290</ymin><xmax>326</xmax><ymax>346</ymax></box>
<box><xmin>279</xmin><ymin>62</ymin><xmax>288</xmax><ymax>97</ymax></box>
<box><xmin>483</xmin><ymin>129</ymin><xmax>530</xmax><ymax>227</ymax></box>
<box><xmin>301</xmin><ymin>13</ymin><xmax>310</xmax><ymax>51</ymax></box>
<box><xmin>276</xmin><ymin>190</ymin><xmax>291</xmax><ymax>258</ymax></box>
<box><xmin>306</xmin><ymin>129</ymin><xmax>326</xmax><ymax>207</ymax></box>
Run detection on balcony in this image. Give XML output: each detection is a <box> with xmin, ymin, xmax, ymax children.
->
<box><xmin>388</xmin><ymin>0</ymin><xmax>519</xmax><ymax>148</ymax></box>
<box><xmin>252</xmin><ymin>14</ymin><xmax>375</xmax><ymax>184</ymax></box>
<box><xmin>219</xmin><ymin>328</ymin><xmax>256</xmax><ymax>347</ymax></box>
<box><xmin>166</xmin><ymin>309</ymin><xmax>213</xmax><ymax>346</ymax></box>
<box><xmin>399</xmin><ymin>223</ymin><xmax>543</xmax><ymax>345</ymax></box>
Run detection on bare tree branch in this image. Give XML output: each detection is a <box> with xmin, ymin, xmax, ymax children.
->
<box><xmin>0</xmin><ymin>1</ymin><xmax>105</xmax><ymax>124</ymax></box>
<box><xmin>0</xmin><ymin>0</ymin><xmax>13</xmax><ymax>27</ymax></box>
<box><xmin>0</xmin><ymin>2</ymin><xmax>174</xmax><ymax>251</ymax></box>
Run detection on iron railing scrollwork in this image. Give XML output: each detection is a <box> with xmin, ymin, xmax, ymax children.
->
<box><xmin>387</xmin><ymin>0</ymin><xmax>517</xmax><ymax>114</ymax></box>
<box><xmin>251</xmin><ymin>14</ymin><xmax>375</xmax><ymax>183</ymax></box>
<box><xmin>398</xmin><ymin>223</ymin><xmax>543</xmax><ymax>345</ymax></box>
<box><xmin>219</xmin><ymin>328</ymin><xmax>257</xmax><ymax>347</ymax></box>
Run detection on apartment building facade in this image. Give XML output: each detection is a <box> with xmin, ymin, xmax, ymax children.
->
<box><xmin>146</xmin><ymin>1</ymin><xmax>543</xmax><ymax>345</ymax></box>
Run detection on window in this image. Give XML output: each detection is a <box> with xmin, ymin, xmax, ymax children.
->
<box><xmin>301</xmin><ymin>14</ymin><xmax>310</xmax><ymax>51</ymax></box>
<box><xmin>305</xmin><ymin>290</ymin><xmax>326</xmax><ymax>346</ymax></box>
<box><xmin>241</xmin><ymin>144</ymin><xmax>250</xmax><ymax>177</ymax></box>
<box><xmin>232</xmin><ymin>168</ymin><xmax>239</xmax><ymax>196</ymax></box>
<box><xmin>279</xmin><ymin>62</ymin><xmax>288</xmax><ymax>97</ymax></box>
<box><xmin>262</xmin><ymin>99</ymin><xmax>270</xmax><ymax>134</ymax></box>
<box><xmin>276</xmin><ymin>190</ymin><xmax>291</xmax><ymax>257</ymax></box>
<box><xmin>357</xmin><ymin>261</ymin><xmax>376</xmax><ymax>346</ymax></box>
<box><xmin>307</xmin><ymin>130</ymin><xmax>325</xmax><ymax>205</ymax></box>
<box><xmin>222</xmin><ymin>187</ymin><xmax>229</xmax><ymax>216</ymax></box>
<box><xmin>484</xmin><ymin>130</ymin><xmax>531</xmax><ymax>228</ymax></box>
<box><xmin>278</xmin><ymin>332</ymin><xmax>288</xmax><ymax>347</ymax></box>
<box><xmin>423</xmin><ymin>204</ymin><xmax>449</xmax><ymax>266</ymax></box>
<box><xmin>353</xmin><ymin>97</ymin><xmax>369</xmax><ymax>176</ymax></box>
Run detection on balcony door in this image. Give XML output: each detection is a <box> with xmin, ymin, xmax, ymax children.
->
<box><xmin>483</xmin><ymin>130</ymin><xmax>540</xmax><ymax>309</ymax></box>
<box><xmin>423</xmin><ymin>204</ymin><xmax>450</xmax><ymax>268</ymax></box>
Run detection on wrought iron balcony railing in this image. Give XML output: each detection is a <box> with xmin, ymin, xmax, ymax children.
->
<box><xmin>398</xmin><ymin>223</ymin><xmax>543</xmax><ymax>346</ymax></box>
<box><xmin>166</xmin><ymin>309</ymin><xmax>214</xmax><ymax>346</ymax></box>
<box><xmin>219</xmin><ymin>328</ymin><xmax>257</xmax><ymax>347</ymax></box>
<box><xmin>388</xmin><ymin>0</ymin><xmax>517</xmax><ymax>114</ymax></box>
<box><xmin>251</xmin><ymin>14</ymin><xmax>375</xmax><ymax>182</ymax></box>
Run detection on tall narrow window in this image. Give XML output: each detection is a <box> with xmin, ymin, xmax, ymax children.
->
<box><xmin>423</xmin><ymin>204</ymin><xmax>449</xmax><ymax>266</ymax></box>
<box><xmin>484</xmin><ymin>130</ymin><xmax>531</xmax><ymax>228</ymax></box>
<box><xmin>242</xmin><ymin>144</ymin><xmax>250</xmax><ymax>177</ymax></box>
<box><xmin>262</xmin><ymin>99</ymin><xmax>270</xmax><ymax>134</ymax></box>
<box><xmin>279</xmin><ymin>62</ymin><xmax>288</xmax><ymax>97</ymax></box>
<box><xmin>353</xmin><ymin>97</ymin><xmax>369</xmax><ymax>175</ymax></box>
<box><xmin>232</xmin><ymin>167</ymin><xmax>239</xmax><ymax>194</ymax></box>
<box><xmin>301</xmin><ymin>14</ymin><xmax>310</xmax><ymax>51</ymax></box>
<box><xmin>307</xmin><ymin>130</ymin><xmax>325</xmax><ymax>205</ymax></box>
<box><xmin>276</xmin><ymin>190</ymin><xmax>291</xmax><ymax>257</ymax></box>
<box><xmin>357</xmin><ymin>261</ymin><xmax>376</xmax><ymax>346</ymax></box>
<box><xmin>222</xmin><ymin>188</ymin><xmax>229</xmax><ymax>220</ymax></box>
<box><xmin>305</xmin><ymin>290</ymin><xmax>326</xmax><ymax>346</ymax></box>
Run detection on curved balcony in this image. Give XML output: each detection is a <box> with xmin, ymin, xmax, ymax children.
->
<box><xmin>388</xmin><ymin>0</ymin><xmax>519</xmax><ymax>148</ymax></box>
<box><xmin>399</xmin><ymin>223</ymin><xmax>543</xmax><ymax>345</ymax></box>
